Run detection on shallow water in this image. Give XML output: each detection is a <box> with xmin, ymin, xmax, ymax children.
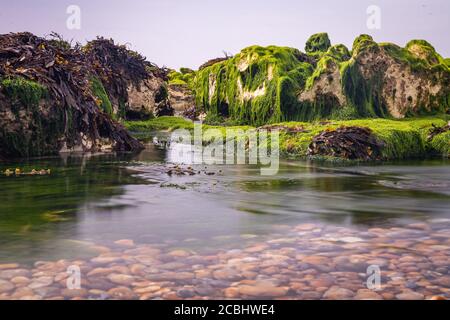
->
<box><xmin>0</xmin><ymin>137</ymin><xmax>449</xmax><ymax>264</ymax></box>
<box><xmin>0</xmin><ymin>135</ymin><xmax>449</xmax><ymax>299</ymax></box>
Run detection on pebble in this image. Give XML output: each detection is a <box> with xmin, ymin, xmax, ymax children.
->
<box><xmin>107</xmin><ymin>274</ymin><xmax>135</xmax><ymax>286</ymax></box>
<box><xmin>323</xmin><ymin>286</ymin><xmax>354</xmax><ymax>299</ymax></box>
<box><xmin>354</xmin><ymin>289</ymin><xmax>382</xmax><ymax>300</ymax></box>
<box><xmin>395</xmin><ymin>292</ymin><xmax>425</xmax><ymax>300</ymax></box>
<box><xmin>90</xmin><ymin>256</ymin><xmax>123</xmax><ymax>265</ymax></box>
<box><xmin>168</xmin><ymin>250</ymin><xmax>191</xmax><ymax>257</ymax></box>
<box><xmin>0</xmin><ymin>269</ymin><xmax>31</xmax><ymax>279</ymax></box>
<box><xmin>238</xmin><ymin>281</ymin><xmax>288</xmax><ymax>297</ymax></box>
<box><xmin>134</xmin><ymin>286</ymin><xmax>161</xmax><ymax>294</ymax></box>
<box><xmin>10</xmin><ymin>276</ymin><xmax>30</xmax><ymax>285</ymax></box>
<box><xmin>0</xmin><ymin>279</ymin><xmax>14</xmax><ymax>293</ymax></box>
<box><xmin>107</xmin><ymin>287</ymin><xmax>136</xmax><ymax>300</ymax></box>
<box><xmin>429</xmin><ymin>295</ymin><xmax>446</xmax><ymax>300</ymax></box>
<box><xmin>114</xmin><ymin>239</ymin><xmax>135</xmax><ymax>247</ymax></box>
<box><xmin>28</xmin><ymin>276</ymin><xmax>53</xmax><ymax>289</ymax></box>
<box><xmin>0</xmin><ymin>264</ymin><xmax>20</xmax><ymax>270</ymax></box>
<box><xmin>177</xmin><ymin>288</ymin><xmax>195</xmax><ymax>298</ymax></box>
<box><xmin>60</xmin><ymin>288</ymin><xmax>88</xmax><ymax>298</ymax></box>
<box><xmin>224</xmin><ymin>287</ymin><xmax>240</xmax><ymax>298</ymax></box>
<box><xmin>213</xmin><ymin>269</ymin><xmax>242</xmax><ymax>281</ymax></box>
<box><xmin>0</xmin><ymin>221</ymin><xmax>449</xmax><ymax>300</ymax></box>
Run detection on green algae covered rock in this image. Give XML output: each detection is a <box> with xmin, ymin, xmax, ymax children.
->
<box><xmin>193</xmin><ymin>45</ymin><xmax>315</xmax><ymax>126</ymax></box>
<box><xmin>192</xmin><ymin>33</ymin><xmax>449</xmax><ymax>125</ymax></box>
<box><xmin>305</xmin><ymin>33</ymin><xmax>331</xmax><ymax>54</ymax></box>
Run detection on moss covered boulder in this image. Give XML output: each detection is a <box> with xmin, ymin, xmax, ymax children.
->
<box><xmin>192</xmin><ymin>45</ymin><xmax>315</xmax><ymax>126</ymax></box>
<box><xmin>305</xmin><ymin>32</ymin><xmax>331</xmax><ymax>54</ymax></box>
<box><xmin>192</xmin><ymin>33</ymin><xmax>449</xmax><ymax>125</ymax></box>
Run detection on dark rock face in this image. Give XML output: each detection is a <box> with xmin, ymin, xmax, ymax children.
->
<box><xmin>168</xmin><ymin>84</ymin><xmax>195</xmax><ymax>115</ymax></box>
<box><xmin>307</xmin><ymin>126</ymin><xmax>384</xmax><ymax>160</ymax></box>
<box><xmin>84</xmin><ymin>37</ymin><xmax>172</xmax><ymax>120</ymax></box>
<box><xmin>0</xmin><ymin>32</ymin><xmax>143</xmax><ymax>159</ymax></box>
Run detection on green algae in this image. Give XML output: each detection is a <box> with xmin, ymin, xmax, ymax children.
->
<box><xmin>168</xmin><ymin>68</ymin><xmax>196</xmax><ymax>87</ymax></box>
<box><xmin>125</xmin><ymin>116</ymin><xmax>194</xmax><ymax>132</ymax></box>
<box><xmin>305</xmin><ymin>33</ymin><xmax>331</xmax><ymax>54</ymax></box>
<box><xmin>327</xmin><ymin>44</ymin><xmax>351</xmax><ymax>62</ymax></box>
<box><xmin>125</xmin><ymin>116</ymin><xmax>450</xmax><ymax>160</ymax></box>
<box><xmin>1</xmin><ymin>77</ymin><xmax>47</xmax><ymax>109</ymax></box>
<box><xmin>90</xmin><ymin>77</ymin><xmax>114</xmax><ymax>118</ymax></box>
<box><xmin>193</xmin><ymin>45</ymin><xmax>314</xmax><ymax>126</ymax></box>
<box><xmin>0</xmin><ymin>77</ymin><xmax>67</xmax><ymax>158</ymax></box>
<box><xmin>189</xmin><ymin>33</ymin><xmax>448</xmax><ymax>126</ymax></box>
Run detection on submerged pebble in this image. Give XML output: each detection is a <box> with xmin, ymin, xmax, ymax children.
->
<box><xmin>0</xmin><ymin>221</ymin><xmax>449</xmax><ymax>300</ymax></box>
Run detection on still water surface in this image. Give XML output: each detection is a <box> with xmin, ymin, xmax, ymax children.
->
<box><xmin>0</xmin><ymin>135</ymin><xmax>449</xmax><ymax>264</ymax></box>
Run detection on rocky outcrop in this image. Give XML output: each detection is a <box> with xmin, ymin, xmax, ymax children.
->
<box><xmin>126</xmin><ymin>78</ymin><xmax>172</xmax><ymax>119</ymax></box>
<box><xmin>168</xmin><ymin>84</ymin><xmax>195</xmax><ymax>115</ymax></box>
<box><xmin>0</xmin><ymin>32</ymin><xmax>143</xmax><ymax>159</ymax></box>
<box><xmin>84</xmin><ymin>37</ymin><xmax>172</xmax><ymax>120</ymax></box>
<box><xmin>192</xmin><ymin>33</ymin><xmax>449</xmax><ymax>125</ymax></box>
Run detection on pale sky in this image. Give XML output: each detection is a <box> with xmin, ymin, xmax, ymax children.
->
<box><xmin>0</xmin><ymin>0</ymin><xmax>448</xmax><ymax>69</ymax></box>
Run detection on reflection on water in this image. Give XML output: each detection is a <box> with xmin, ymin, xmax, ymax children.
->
<box><xmin>0</xmin><ymin>136</ymin><xmax>449</xmax><ymax>264</ymax></box>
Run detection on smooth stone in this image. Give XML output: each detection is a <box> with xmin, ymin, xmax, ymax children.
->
<box><xmin>19</xmin><ymin>295</ymin><xmax>42</xmax><ymax>300</ymax></box>
<box><xmin>354</xmin><ymin>289</ymin><xmax>382</xmax><ymax>300</ymax></box>
<box><xmin>11</xmin><ymin>286</ymin><xmax>34</xmax><ymax>298</ymax></box>
<box><xmin>323</xmin><ymin>286</ymin><xmax>354</xmax><ymax>300</ymax></box>
<box><xmin>224</xmin><ymin>287</ymin><xmax>240</xmax><ymax>298</ymax></box>
<box><xmin>434</xmin><ymin>276</ymin><xmax>450</xmax><ymax>287</ymax></box>
<box><xmin>238</xmin><ymin>282</ymin><xmax>288</xmax><ymax>297</ymax></box>
<box><xmin>405</xmin><ymin>281</ymin><xmax>418</xmax><ymax>289</ymax></box>
<box><xmin>34</xmin><ymin>286</ymin><xmax>60</xmax><ymax>298</ymax></box>
<box><xmin>129</xmin><ymin>264</ymin><xmax>146</xmax><ymax>275</ymax></box>
<box><xmin>28</xmin><ymin>276</ymin><xmax>53</xmax><ymax>289</ymax></box>
<box><xmin>134</xmin><ymin>286</ymin><xmax>161</xmax><ymax>294</ymax></box>
<box><xmin>177</xmin><ymin>288</ymin><xmax>195</xmax><ymax>298</ymax></box>
<box><xmin>396</xmin><ymin>292</ymin><xmax>425</xmax><ymax>300</ymax></box>
<box><xmin>168</xmin><ymin>250</ymin><xmax>191</xmax><ymax>258</ymax></box>
<box><xmin>300</xmin><ymin>291</ymin><xmax>322</xmax><ymax>299</ymax></box>
<box><xmin>10</xmin><ymin>276</ymin><xmax>30</xmax><ymax>285</ymax></box>
<box><xmin>114</xmin><ymin>239</ymin><xmax>135</xmax><ymax>247</ymax></box>
<box><xmin>244</xmin><ymin>245</ymin><xmax>268</xmax><ymax>253</ymax></box>
<box><xmin>213</xmin><ymin>269</ymin><xmax>242</xmax><ymax>281</ymax></box>
<box><xmin>295</xmin><ymin>224</ymin><xmax>317</xmax><ymax>231</ymax></box>
<box><xmin>89</xmin><ymin>245</ymin><xmax>112</xmax><ymax>254</ymax></box>
<box><xmin>407</xmin><ymin>223</ymin><xmax>430</xmax><ymax>231</ymax></box>
<box><xmin>0</xmin><ymin>264</ymin><xmax>20</xmax><ymax>270</ymax></box>
<box><xmin>429</xmin><ymin>296</ymin><xmax>446</xmax><ymax>300</ymax></box>
<box><xmin>54</xmin><ymin>272</ymin><xmax>69</xmax><ymax>282</ymax></box>
<box><xmin>107</xmin><ymin>274</ymin><xmax>135</xmax><ymax>286</ymax></box>
<box><xmin>107</xmin><ymin>287</ymin><xmax>137</xmax><ymax>299</ymax></box>
<box><xmin>90</xmin><ymin>256</ymin><xmax>123</xmax><ymax>265</ymax></box>
<box><xmin>61</xmin><ymin>288</ymin><xmax>89</xmax><ymax>298</ymax></box>
<box><xmin>87</xmin><ymin>268</ymin><xmax>113</xmax><ymax>277</ymax></box>
<box><xmin>194</xmin><ymin>285</ymin><xmax>215</xmax><ymax>296</ymax></box>
<box><xmin>0</xmin><ymin>279</ymin><xmax>15</xmax><ymax>293</ymax></box>
<box><xmin>309</xmin><ymin>276</ymin><xmax>335</xmax><ymax>288</ymax></box>
<box><xmin>302</xmin><ymin>256</ymin><xmax>329</xmax><ymax>265</ymax></box>
<box><xmin>147</xmin><ymin>272</ymin><xmax>194</xmax><ymax>281</ymax></box>
<box><xmin>0</xmin><ymin>269</ymin><xmax>31</xmax><ymax>279</ymax></box>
